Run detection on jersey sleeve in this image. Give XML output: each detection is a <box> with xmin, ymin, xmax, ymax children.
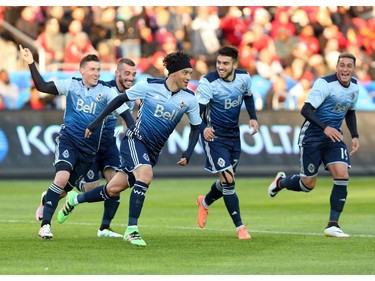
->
<box><xmin>126</xmin><ymin>80</ymin><xmax>148</xmax><ymax>101</ymax></box>
<box><xmin>196</xmin><ymin>78</ymin><xmax>212</xmax><ymax>105</ymax></box>
<box><xmin>305</xmin><ymin>78</ymin><xmax>329</xmax><ymax>109</ymax></box>
<box><xmin>53</xmin><ymin>78</ymin><xmax>72</xmax><ymax>96</ymax></box>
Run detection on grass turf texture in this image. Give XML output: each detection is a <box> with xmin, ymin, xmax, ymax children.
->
<box><xmin>0</xmin><ymin>177</ymin><xmax>374</xmax><ymax>275</ymax></box>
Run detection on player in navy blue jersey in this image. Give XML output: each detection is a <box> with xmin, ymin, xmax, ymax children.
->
<box><xmin>57</xmin><ymin>50</ymin><xmax>202</xmax><ymax>247</ymax></box>
<box><xmin>268</xmin><ymin>52</ymin><xmax>360</xmax><ymax>238</ymax></box>
<box><xmin>19</xmin><ymin>45</ymin><xmax>131</xmax><ymax>239</ymax></box>
<box><xmin>195</xmin><ymin>46</ymin><xmax>259</xmax><ymax>240</ymax></box>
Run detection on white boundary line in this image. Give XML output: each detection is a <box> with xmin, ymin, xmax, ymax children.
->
<box><xmin>1</xmin><ymin>219</ymin><xmax>375</xmax><ymax>238</ymax></box>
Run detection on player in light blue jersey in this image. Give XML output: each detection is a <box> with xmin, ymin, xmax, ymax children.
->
<box><xmin>56</xmin><ymin>59</ymin><xmax>136</xmax><ymax>238</ymax></box>
<box><xmin>195</xmin><ymin>46</ymin><xmax>259</xmax><ymax>240</ymax></box>
<box><xmin>19</xmin><ymin>45</ymin><xmax>131</xmax><ymax>239</ymax></box>
<box><xmin>57</xmin><ymin>50</ymin><xmax>202</xmax><ymax>247</ymax></box>
<box><xmin>268</xmin><ymin>52</ymin><xmax>360</xmax><ymax>238</ymax></box>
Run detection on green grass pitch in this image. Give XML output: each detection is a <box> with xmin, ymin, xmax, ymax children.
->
<box><xmin>0</xmin><ymin>177</ymin><xmax>374</xmax><ymax>276</ymax></box>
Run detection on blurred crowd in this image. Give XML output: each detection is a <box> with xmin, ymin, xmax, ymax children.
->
<box><xmin>0</xmin><ymin>6</ymin><xmax>374</xmax><ymax>111</ymax></box>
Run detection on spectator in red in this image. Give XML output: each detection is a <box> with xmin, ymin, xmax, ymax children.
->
<box><xmin>63</xmin><ymin>32</ymin><xmax>97</xmax><ymax>71</ymax></box>
<box><xmin>220</xmin><ymin>6</ymin><xmax>248</xmax><ymax>47</ymax></box>
<box><xmin>297</xmin><ymin>25</ymin><xmax>320</xmax><ymax>55</ymax></box>
<box><xmin>270</xmin><ymin>7</ymin><xmax>296</xmax><ymax>39</ymax></box>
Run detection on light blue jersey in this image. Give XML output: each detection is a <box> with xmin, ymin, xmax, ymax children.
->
<box><xmin>196</xmin><ymin>69</ymin><xmax>253</xmax><ymax>138</ymax></box>
<box><xmin>54</xmin><ymin>77</ymin><xmax>129</xmax><ymax>155</ymax></box>
<box><xmin>125</xmin><ymin>78</ymin><xmax>201</xmax><ymax>154</ymax></box>
<box><xmin>299</xmin><ymin>74</ymin><xmax>359</xmax><ymax>146</ymax></box>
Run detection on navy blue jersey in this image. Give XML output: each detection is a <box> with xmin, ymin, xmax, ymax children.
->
<box><xmin>299</xmin><ymin>74</ymin><xmax>359</xmax><ymax>147</ymax></box>
<box><xmin>196</xmin><ymin>69</ymin><xmax>253</xmax><ymax>138</ymax></box>
<box><xmin>101</xmin><ymin>79</ymin><xmax>135</xmax><ymax>140</ymax></box>
<box><xmin>125</xmin><ymin>78</ymin><xmax>201</xmax><ymax>154</ymax></box>
<box><xmin>54</xmin><ymin>77</ymin><xmax>129</xmax><ymax>155</ymax></box>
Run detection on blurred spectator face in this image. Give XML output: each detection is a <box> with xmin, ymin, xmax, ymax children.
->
<box><xmin>21</xmin><ymin>6</ymin><xmax>36</xmax><ymax>22</ymax></box>
<box><xmin>0</xmin><ymin>69</ymin><xmax>10</xmax><ymax>84</ymax></box>
<box><xmin>72</xmin><ymin>7</ymin><xmax>86</xmax><ymax>22</ymax></box>
<box><xmin>68</xmin><ymin>20</ymin><xmax>83</xmax><ymax>35</ymax></box>
<box><xmin>46</xmin><ymin>18</ymin><xmax>60</xmax><ymax>34</ymax></box>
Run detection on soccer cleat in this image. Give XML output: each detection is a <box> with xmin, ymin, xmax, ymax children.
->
<box><xmin>324</xmin><ymin>226</ymin><xmax>350</xmax><ymax>238</ymax></box>
<box><xmin>57</xmin><ymin>191</ymin><xmax>78</xmax><ymax>224</ymax></box>
<box><xmin>35</xmin><ymin>191</ymin><xmax>47</xmax><ymax>221</ymax></box>
<box><xmin>124</xmin><ymin>227</ymin><xmax>147</xmax><ymax>247</ymax></box>
<box><xmin>237</xmin><ymin>225</ymin><xmax>251</xmax><ymax>240</ymax></box>
<box><xmin>268</xmin><ymin>171</ymin><xmax>286</xmax><ymax>198</ymax></box>
<box><xmin>196</xmin><ymin>195</ymin><xmax>208</xmax><ymax>228</ymax></box>
<box><xmin>38</xmin><ymin>224</ymin><xmax>53</xmax><ymax>239</ymax></box>
<box><xmin>97</xmin><ymin>228</ymin><xmax>123</xmax><ymax>238</ymax></box>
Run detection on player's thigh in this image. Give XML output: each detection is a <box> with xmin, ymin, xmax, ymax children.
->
<box><xmin>300</xmin><ymin>146</ymin><xmax>323</xmax><ymax>177</ymax></box>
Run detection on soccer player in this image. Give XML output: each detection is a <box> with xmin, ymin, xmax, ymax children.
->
<box><xmin>19</xmin><ymin>45</ymin><xmax>131</xmax><ymax>239</ymax></box>
<box><xmin>61</xmin><ymin>58</ymin><xmax>137</xmax><ymax>238</ymax></box>
<box><xmin>35</xmin><ymin>59</ymin><xmax>137</xmax><ymax>238</ymax></box>
<box><xmin>195</xmin><ymin>46</ymin><xmax>259</xmax><ymax>240</ymax></box>
<box><xmin>268</xmin><ymin>52</ymin><xmax>360</xmax><ymax>238</ymax></box>
<box><xmin>57</xmin><ymin>50</ymin><xmax>202</xmax><ymax>247</ymax></box>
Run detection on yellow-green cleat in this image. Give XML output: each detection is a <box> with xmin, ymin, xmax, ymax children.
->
<box><xmin>57</xmin><ymin>191</ymin><xmax>78</xmax><ymax>224</ymax></box>
<box><xmin>124</xmin><ymin>227</ymin><xmax>147</xmax><ymax>247</ymax></box>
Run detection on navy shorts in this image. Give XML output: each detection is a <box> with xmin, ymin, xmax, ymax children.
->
<box><xmin>119</xmin><ymin>136</ymin><xmax>159</xmax><ymax>172</ymax></box>
<box><xmin>300</xmin><ymin>140</ymin><xmax>351</xmax><ymax>177</ymax></box>
<box><xmin>83</xmin><ymin>137</ymin><xmax>121</xmax><ymax>183</ymax></box>
<box><xmin>55</xmin><ymin>134</ymin><xmax>95</xmax><ymax>187</ymax></box>
<box><xmin>201</xmin><ymin>136</ymin><xmax>241</xmax><ymax>173</ymax></box>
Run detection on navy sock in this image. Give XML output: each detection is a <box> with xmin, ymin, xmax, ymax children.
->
<box><xmin>101</xmin><ymin>196</ymin><xmax>120</xmax><ymax>228</ymax></box>
<box><xmin>128</xmin><ymin>181</ymin><xmax>149</xmax><ymax>226</ymax></box>
<box><xmin>77</xmin><ymin>184</ymin><xmax>108</xmax><ymax>203</ymax></box>
<box><xmin>281</xmin><ymin>174</ymin><xmax>312</xmax><ymax>192</ymax></box>
<box><xmin>42</xmin><ymin>183</ymin><xmax>63</xmax><ymax>226</ymax></box>
<box><xmin>328</xmin><ymin>179</ymin><xmax>348</xmax><ymax>224</ymax></box>
<box><xmin>205</xmin><ymin>180</ymin><xmax>223</xmax><ymax>206</ymax></box>
<box><xmin>222</xmin><ymin>183</ymin><xmax>243</xmax><ymax>227</ymax></box>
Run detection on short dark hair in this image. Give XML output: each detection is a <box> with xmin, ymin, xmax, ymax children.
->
<box><xmin>217</xmin><ymin>46</ymin><xmax>238</xmax><ymax>61</ymax></box>
<box><xmin>117</xmin><ymin>58</ymin><xmax>136</xmax><ymax>70</ymax></box>
<box><xmin>338</xmin><ymin>52</ymin><xmax>356</xmax><ymax>66</ymax></box>
<box><xmin>80</xmin><ymin>54</ymin><xmax>100</xmax><ymax>68</ymax></box>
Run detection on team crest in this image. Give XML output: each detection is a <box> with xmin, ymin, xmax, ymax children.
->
<box><xmin>179</xmin><ymin>101</ymin><xmax>186</xmax><ymax>109</ymax></box>
<box><xmin>217</xmin><ymin>157</ymin><xmax>225</xmax><ymax>168</ymax></box>
<box><xmin>86</xmin><ymin>169</ymin><xmax>95</xmax><ymax>180</ymax></box>
<box><xmin>63</xmin><ymin>149</ymin><xmax>69</xmax><ymax>158</ymax></box>
<box><xmin>143</xmin><ymin>153</ymin><xmax>150</xmax><ymax>162</ymax></box>
<box><xmin>96</xmin><ymin>93</ymin><xmax>103</xmax><ymax>101</ymax></box>
<box><xmin>308</xmin><ymin>163</ymin><xmax>315</xmax><ymax>173</ymax></box>
<box><xmin>351</xmin><ymin>92</ymin><xmax>356</xmax><ymax>100</ymax></box>
<box><xmin>240</xmin><ymin>83</ymin><xmax>246</xmax><ymax>92</ymax></box>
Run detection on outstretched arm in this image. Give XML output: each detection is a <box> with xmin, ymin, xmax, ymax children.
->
<box><xmin>85</xmin><ymin>94</ymin><xmax>130</xmax><ymax>137</ymax></box>
<box><xmin>19</xmin><ymin>45</ymin><xmax>58</xmax><ymax>95</ymax></box>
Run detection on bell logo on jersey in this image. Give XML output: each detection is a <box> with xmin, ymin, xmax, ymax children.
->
<box><xmin>224</xmin><ymin>95</ymin><xmax>242</xmax><ymax>109</ymax></box>
<box><xmin>154</xmin><ymin>104</ymin><xmax>178</xmax><ymax>121</ymax></box>
<box><xmin>76</xmin><ymin>98</ymin><xmax>97</xmax><ymax>114</ymax></box>
<box><xmin>332</xmin><ymin>102</ymin><xmax>350</xmax><ymax>113</ymax></box>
